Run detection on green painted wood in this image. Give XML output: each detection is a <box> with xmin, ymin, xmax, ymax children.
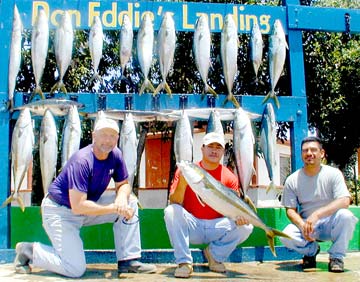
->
<box><xmin>11</xmin><ymin>206</ymin><xmax>360</xmax><ymax>250</ymax></box>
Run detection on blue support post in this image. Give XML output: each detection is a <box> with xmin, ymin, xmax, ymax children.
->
<box><xmin>284</xmin><ymin>0</ymin><xmax>308</xmax><ymax>171</ymax></box>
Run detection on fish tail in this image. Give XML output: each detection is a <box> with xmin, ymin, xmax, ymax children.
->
<box><xmin>266</xmin><ymin>181</ymin><xmax>275</xmax><ymax>194</ymax></box>
<box><xmin>244</xmin><ymin>195</ymin><xmax>257</xmax><ymax>213</ymax></box>
<box><xmin>274</xmin><ymin>95</ymin><xmax>280</xmax><ymax>109</ymax></box>
<box><xmin>1</xmin><ymin>193</ymin><xmax>14</xmax><ymax>209</ymax></box>
<box><xmin>266</xmin><ymin>227</ymin><xmax>293</xmax><ymax>257</ymax></box>
<box><xmin>31</xmin><ymin>86</ymin><xmax>45</xmax><ymax>101</ymax></box>
<box><xmin>153</xmin><ymin>82</ymin><xmax>164</xmax><ymax>96</ymax></box>
<box><xmin>206</xmin><ymin>84</ymin><xmax>217</xmax><ymax>97</ymax></box>
<box><xmin>164</xmin><ymin>82</ymin><xmax>172</xmax><ymax>97</ymax></box>
<box><xmin>17</xmin><ymin>195</ymin><xmax>25</xmax><ymax>212</ymax></box>
<box><xmin>228</xmin><ymin>94</ymin><xmax>240</xmax><ymax>108</ymax></box>
<box><xmin>49</xmin><ymin>82</ymin><xmax>59</xmax><ymax>95</ymax></box>
<box><xmin>262</xmin><ymin>91</ymin><xmax>272</xmax><ymax>105</ymax></box>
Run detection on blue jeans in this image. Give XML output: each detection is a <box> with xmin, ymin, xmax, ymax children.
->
<box><xmin>164</xmin><ymin>204</ymin><xmax>253</xmax><ymax>264</ymax></box>
<box><xmin>280</xmin><ymin>209</ymin><xmax>358</xmax><ymax>260</ymax></box>
<box><xmin>32</xmin><ymin>193</ymin><xmax>141</xmax><ymax>278</ymax></box>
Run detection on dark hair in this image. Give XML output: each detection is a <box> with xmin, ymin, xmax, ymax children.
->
<box><xmin>301</xmin><ymin>136</ymin><xmax>323</xmax><ymax>149</ymax></box>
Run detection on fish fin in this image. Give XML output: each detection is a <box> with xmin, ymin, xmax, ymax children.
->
<box><xmin>244</xmin><ymin>195</ymin><xmax>257</xmax><ymax>213</ymax></box>
<box><xmin>195</xmin><ymin>194</ymin><xmax>206</xmax><ymax>207</ymax></box>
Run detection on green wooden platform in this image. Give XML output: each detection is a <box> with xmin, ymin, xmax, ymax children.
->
<box><xmin>10</xmin><ymin>206</ymin><xmax>360</xmax><ymax>251</ymax></box>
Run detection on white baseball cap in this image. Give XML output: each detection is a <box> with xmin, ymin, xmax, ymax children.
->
<box><xmin>94</xmin><ymin>118</ymin><xmax>119</xmax><ymax>133</ymax></box>
<box><xmin>203</xmin><ymin>132</ymin><xmax>225</xmax><ymax>148</ymax></box>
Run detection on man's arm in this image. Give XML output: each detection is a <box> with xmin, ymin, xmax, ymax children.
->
<box><xmin>169</xmin><ymin>174</ymin><xmax>187</xmax><ymax>205</ymax></box>
<box><xmin>69</xmin><ymin>188</ymin><xmax>117</xmax><ymax>216</ymax></box>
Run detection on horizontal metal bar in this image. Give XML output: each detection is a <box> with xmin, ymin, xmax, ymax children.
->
<box><xmin>287</xmin><ymin>5</ymin><xmax>360</xmax><ymax>33</ymax></box>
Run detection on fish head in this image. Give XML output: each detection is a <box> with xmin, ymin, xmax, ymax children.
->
<box><xmin>177</xmin><ymin>161</ymin><xmax>204</xmax><ymax>185</ymax></box>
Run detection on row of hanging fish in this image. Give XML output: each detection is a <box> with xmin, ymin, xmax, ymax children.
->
<box><xmin>2</xmin><ymin>103</ymin><xmax>82</xmax><ymax>212</ymax></box>
<box><xmin>8</xmin><ymin>6</ymin><xmax>288</xmax><ymax>111</ymax></box>
<box><xmin>172</xmin><ymin>103</ymin><xmax>279</xmax><ymax>208</ymax></box>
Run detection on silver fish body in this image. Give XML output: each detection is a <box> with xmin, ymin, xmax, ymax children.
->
<box><xmin>61</xmin><ymin>105</ymin><xmax>81</xmax><ymax>168</ymax></box>
<box><xmin>193</xmin><ymin>14</ymin><xmax>216</xmax><ymax>96</ymax></box>
<box><xmin>174</xmin><ymin>111</ymin><xmax>193</xmax><ymax>163</ymax></box>
<box><xmin>8</xmin><ymin>5</ymin><xmax>22</xmax><ymax>109</ymax></box>
<box><xmin>31</xmin><ymin>9</ymin><xmax>49</xmax><ymax>97</ymax></box>
<box><xmin>154</xmin><ymin>12</ymin><xmax>176</xmax><ymax>96</ymax></box>
<box><xmin>53</xmin><ymin>11</ymin><xmax>74</xmax><ymax>93</ymax></box>
<box><xmin>89</xmin><ymin>16</ymin><xmax>103</xmax><ymax>81</ymax></box>
<box><xmin>2</xmin><ymin>108</ymin><xmax>34</xmax><ymax>211</ymax></box>
<box><xmin>233</xmin><ymin>108</ymin><xmax>255</xmax><ymax>196</ymax></box>
<box><xmin>137</xmin><ymin>12</ymin><xmax>155</xmax><ymax>94</ymax></box>
<box><xmin>220</xmin><ymin>15</ymin><xmax>239</xmax><ymax>108</ymax></box>
<box><xmin>177</xmin><ymin>160</ymin><xmax>291</xmax><ymax>256</ymax></box>
<box><xmin>119</xmin><ymin>113</ymin><xmax>138</xmax><ymax>187</ymax></box>
<box><xmin>263</xmin><ymin>20</ymin><xmax>288</xmax><ymax>108</ymax></box>
<box><xmin>40</xmin><ymin>109</ymin><xmax>58</xmax><ymax>194</ymax></box>
<box><xmin>120</xmin><ymin>14</ymin><xmax>133</xmax><ymax>73</ymax></box>
<box><xmin>260</xmin><ymin>103</ymin><xmax>277</xmax><ymax>192</ymax></box>
<box><xmin>14</xmin><ymin>99</ymin><xmax>84</xmax><ymax>116</ymax></box>
<box><xmin>250</xmin><ymin>22</ymin><xmax>263</xmax><ymax>80</ymax></box>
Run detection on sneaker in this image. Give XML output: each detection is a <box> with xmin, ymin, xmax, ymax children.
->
<box><xmin>14</xmin><ymin>243</ymin><xmax>33</xmax><ymax>274</ymax></box>
<box><xmin>174</xmin><ymin>263</ymin><xmax>193</xmax><ymax>278</ymax></box>
<box><xmin>203</xmin><ymin>247</ymin><xmax>226</xmax><ymax>273</ymax></box>
<box><xmin>302</xmin><ymin>245</ymin><xmax>320</xmax><ymax>271</ymax></box>
<box><xmin>118</xmin><ymin>259</ymin><xmax>157</xmax><ymax>274</ymax></box>
<box><xmin>328</xmin><ymin>258</ymin><xmax>344</xmax><ymax>273</ymax></box>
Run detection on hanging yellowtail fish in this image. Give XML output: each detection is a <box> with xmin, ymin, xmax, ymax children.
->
<box><xmin>174</xmin><ymin>111</ymin><xmax>193</xmax><ymax>163</ymax></box>
<box><xmin>61</xmin><ymin>105</ymin><xmax>81</xmax><ymax>168</ymax></box>
<box><xmin>31</xmin><ymin>9</ymin><xmax>49</xmax><ymax>99</ymax></box>
<box><xmin>88</xmin><ymin>16</ymin><xmax>103</xmax><ymax>84</ymax></box>
<box><xmin>220</xmin><ymin>15</ymin><xmax>239</xmax><ymax>108</ymax></box>
<box><xmin>193</xmin><ymin>14</ymin><xmax>216</xmax><ymax>97</ymax></box>
<box><xmin>137</xmin><ymin>12</ymin><xmax>155</xmax><ymax>95</ymax></box>
<box><xmin>177</xmin><ymin>160</ymin><xmax>292</xmax><ymax>256</ymax></box>
<box><xmin>250</xmin><ymin>22</ymin><xmax>263</xmax><ymax>83</ymax></box>
<box><xmin>51</xmin><ymin>11</ymin><xmax>74</xmax><ymax>94</ymax></box>
<box><xmin>2</xmin><ymin>108</ymin><xmax>34</xmax><ymax>212</ymax></box>
<box><xmin>120</xmin><ymin>14</ymin><xmax>133</xmax><ymax>78</ymax></box>
<box><xmin>154</xmin><ymin>12</ymin><xmax>176</xmax><ymax>96</ymax></box>
<box><xmin>263</xmin><ymin>20</ymin><xmax>288</xmax><ymax>109</ymax></box>
<box><xmin>119</xmin><ymin>113</ymin><xmax>138</xmax><ymax>188</ymax></box>
<box><xmin>8</xmin><ymin>5</ymin><xmax>22</xmax><ymax>110</ymax></box>
<box><xmin>233</xmin><ymin>107</ymin><xmax>257</xmax><ymax>211</ymax></box>
<box><xmin>40</xmin><ymin>109</ymin><xmax>58</xmax><ymax>195</ymax></box>
<box><xmin>260</xmin><ymin>103</ymin><xmax>278</xmax><ymax>194</ymax></box>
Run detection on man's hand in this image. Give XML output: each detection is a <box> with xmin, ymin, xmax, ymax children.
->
<box><xmin>301</xmin><ymin>212</ymin><xmax>320</xmax><ymax>242</ymax></box>
<box><xmin>235</xmin><ymin>216</ymin><xmax>250</xmax><ymax>226</ymax></box>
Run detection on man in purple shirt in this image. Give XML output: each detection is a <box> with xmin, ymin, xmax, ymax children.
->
<box><xmin>14</xmin><ymin>117</ymin><xmax>156</xmax><ymax>277</ymax></box>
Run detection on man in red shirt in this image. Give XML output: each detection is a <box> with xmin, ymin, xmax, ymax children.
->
<box><xmin>164</xmin><ymin>132</ymin><xmax>254</xmax><ymax>278</ymax></box>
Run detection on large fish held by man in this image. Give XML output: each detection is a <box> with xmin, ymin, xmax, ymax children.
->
<box><xmin>177</xmin><ymin>160</ymin><xmax>292</xmax><ymax>256</ymax></box>
<box><xmin>2</xmin><ymin>108</ymin><xmax>34</xmax><ymax>212</ymax></box>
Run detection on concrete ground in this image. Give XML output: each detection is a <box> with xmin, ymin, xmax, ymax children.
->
<box><xmin>1</xmin><ymin>252</ymin><xmax>359</xmax><ymax>281</ymax></box>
